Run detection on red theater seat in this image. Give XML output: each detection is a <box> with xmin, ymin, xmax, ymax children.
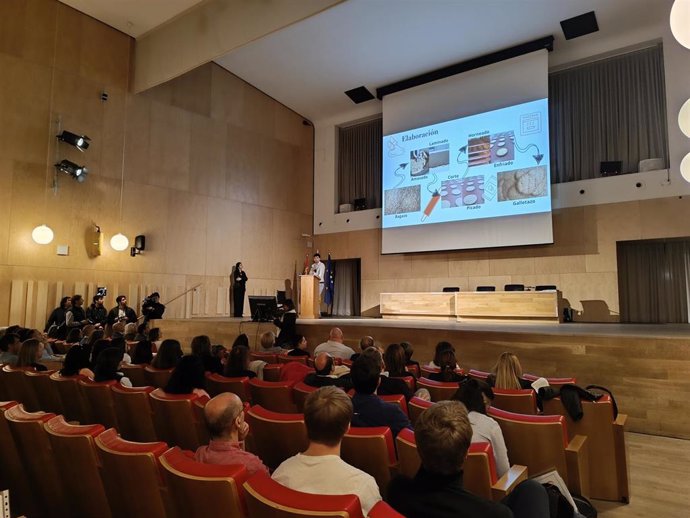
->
<box><xmin>120</xmin><ymin>363</ymin><xmax>148</xmax><ymax>387</ymax></box>
<box><xmin>79</xmin><ymin>378</ymin><xmax>120</xmax><ymax>428</ymax></box>
<box><xmin>341</xmin><ymin>426</ymin><xmax>397</xmax><ymax>497</ymax></box>
<box><xmin>522</xmin><ymin>373</ymin><xmax>577</xmax><ymax>387</ymax></box>
<box><xmin>1</xmin><ymin>365</ymin><xmax>40</xmax><ymax>411</ymax></box>
<box><xmin>408</xmin><ymin>396</ymin><xmax>433</xmax><ymax>425</ymax></box>
<box><xmin>405</xmin><ymin>364</ymin><xmax>421</xmax><ymax>378</ymax></box>
<box><xmin>25</xmin><ymin>369</ymin><xmax>62</xmax><ymax>415</ymax></box>
<box><xmin>379</xmin><ymin>393</ymin><xmax>408</xmax><ymax>416</ymax></box>
<box><xmin>95</xmin><ymin>428</ymin><xmax>171</xmax><ymax>518</ymax></box>
<box><xmin>49</xmin><ymin>372</ymin><xmax>90</xmax><ymax>423</ymax></box>
<box><xmin>489</xmin><ymin>407</ymin><xmax>589</xmax><ymax>497</ymax></box>
<box><xmin>206</xmin><ymin>372</ymin><xmax>251</xmax><ymax>401</ymax></box>
<box><xmin>149</xmin><ymin>388</ymin><xmax>207</xmax><ymax>450</ymax></box>
<box><xmin>250</xmin><ymin>351</ymin><xmax>278</xmax><ymax>364</ymax></box>
<box><xmin>293</xmin><ymin>381</ymin><xmax>318</xmax><ymax>412</ymax></box>
<box><xmin>263</xmin><ymin>363</ymin><xmax>283</xmax><ymax>381</ymax></box>
<box><xmin>245</xmin><ymin>405</ymin><xmax>308</xmax><ymax>470</ymax></box>
<box><xmin>248</xmin><ymin>378</ymin><xmax>298</xmax><ymax>413</ymax></box>
<box><xmin>243</xmin><ymin>472</ymin><xmax>365</xmax><ymax>518</ymax></box>
<box><xmin>468</xmin><ymin>368</ymin><xmax>490</xmax><ymax>381</ymax></box>
<box><xmin>278</xmin><ymin>354</ymin><xmax>308</xmax><ymax>365</ymax></box>
<box><xmin>160</xmin><ymin>446</ymin><xmax>249</xmax><ymax>518</ymax></box>
<box><xmin>492</xmin><ymin>387</ymin><xmax>537</xmax><ymax>415</ymax></box>
<box><xmin>44</xmin><ymin>415</ymin><xmax>111</xmax><ymax>518</ymax></box>
<box><xmin>542</xmin><ymin>394</ymin><xmax>629</xmax><ymax>502</ymax></box>
<box><xmin>144</xmin><ymin>366</ymin><xmax>174</xmax><ymax>388</ymax></box>
<box><xmin>111</xmin><ymin>384</ymin><xmax>158</xmax><ymax>442</ymax></box>
<box><xmin>0</xmin><ymin>401</ymin><xmax>35</xmax><ymax>517</ymax></box>
<box><xmin>416</xmin><ymin>377</ymin><xmax>459</xmax><ymax>402</ymax></box>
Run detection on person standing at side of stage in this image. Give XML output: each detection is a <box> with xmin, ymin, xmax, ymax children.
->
<box><xmin>232</xmin><ymin>262</ymin><xmax>248</xmax><ymax>318</ymax></box>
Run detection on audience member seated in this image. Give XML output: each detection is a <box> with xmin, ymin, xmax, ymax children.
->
<box><xmin>286</xmin><ymin>335</ymin><xmax>310</xmax><ymax>357</ymax></box>
<box><xmin>304</xmin><ymin>352</ymin><xmax>352</xmax><ymax>390</ymax></box>
<box><xmin>86</xmin><ymin>294</ymin><xmax>108</xmax><ymax>328</ymax></box>
<box><xmin>224</xmin><ymin>345</ymin><xmax>256</xmax><ymax>379</ymax></box>
<box><xmin>400</xmin><ymin>341</ymin><xmax>421</xmax><ymax>377</ymax></box>
<box><xmin>45</xmin><ymin>296</ymin><xmax>71</xmax><ymax>336</ymax></box>
<box><xmin>350</xmin><ymin>335</ymin><xmax>375</xmax><ymax>362</ymax></box>
<box><xmin>151</xmin><ymin>339</ymin><xmax>183</xmax><ymax>370</ymax></box>
<box><xmin>350</xmin><ymin>352</ymin><xmax>412</xmax><ymax>437</ymax></box>
<box><xmin>314</xmin><ymin>327</ymin><xmax>356</xmax><ymax>360</ymax></box>
<box><xmin>191</xmin><ymin>335</ymin><xmax>223</xmax><ymax>374</ymax></box>
<box><xmin>66</xmin><ymin>294</ymin><xmax>89</xmax><ymax>329</ymax></box>
<box><xmin>195</xmin><ymin>392</ymin><xmax>269</xmax><ymax>476</ymax></box>
<box><xmin>133</xmin><ymin>323</ymin><xmax>148</xmax><ymax>341</ymax></box>
<box><xmin>20</xmin><ymin>328</ymin><xmax>60</xmax><ymax>361</ymax></box>
<box><xmin>164</xmin><ymin>355</ymin><xmax>210</xmax><ymax>398</ymax></box>
<box><xmin>94</xmin><ymin>347</ymin><xmax>132</xmax><ymax>386</ymax></box>
<box><xmin>488</xmin><ymin>352</ymin><xmax>532</xmax><ymax>390</ymax></box>
<box><xmin>231</xmin><ymin>334</ymin><xmax>250</xmax><ymax>349</ymax></box>
<box><xmin>274</xmin><ymin>299</ymin><xmax>298</xmax><ymax>348</ymax></box>
<box><xmin>272</xmin><ymin>386</ymin><xmax>382</xmax><ymax>515</ymax></box>
<box><xmin>148</xmin><ymin>328</ymin><xmax>162</xmax><ymax>350</ymax></box>
<box><xmin>364</xmin><ymin>348</ymin><xmax>415</xmax><ymax>401</ymax></box>
<box><xmin>16</xmin><ymin>339</ymin><xmax>47</xmax><ymax>371</ymax></box>
<box><xmin>123</xmin><ymin>322</ymin><xmax>138</xmax><ymax>342</ymax></box>
<box><xmin>131</xmin><ymin>340</ymin><xmax>154</xmax><ymax>365</ymax></box>
<box><xmin>59</xmin><ymin>344</ymin><xmax>94</xmax><ymax>378</ymax></box>
<box><xmin>387</xmin><ymin>401</ymin><xmax>549</xmax><ymax>518</ymax></box>
<box><xmin>211</xmin><ymin>344</ymin><xmax>228</xmax><ymax>365</ymax></box>
<box><xmin>384</xmin><ymin>343</ymin><xmax>411</xmax><ymax>378</ymax></box>
<box><xmin>0</xmin><ymin>332</ymin><xmax>20</xmax><ymax>366</ymax></box>
<box><xmin>427</xmin><ymin>341</ymin><xmax>460</xmax><ymax>370</ymax></box>
<box><xmin>259</xmin><ymin>331</ymin><xmax>284</xmax><ymax>354</ymax></box>
<box><xmin>428</xmin><ymin>349</ymin><xmax>466</xmax><ymax>384</ymax></box>
<box><xmin>64</xmin><ymin>328</ymin><xmax>82</xmax><ymax>346</ymax></box>
<box><xmin>453</xmin><ymin>379</ymin><xmax>509</xmax><ymax>477</ymax></box>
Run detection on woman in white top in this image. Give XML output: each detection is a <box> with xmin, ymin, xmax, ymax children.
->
<box><xmin>453</xmin><ymin>378</ymin><xmax>510</xmax><ymax>477</ymax></box>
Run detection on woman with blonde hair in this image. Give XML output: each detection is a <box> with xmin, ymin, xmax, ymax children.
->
<box><xmin>489</xmin><ymin>352</ymin><xmax>531</xmax><ymax>390</ymax></box>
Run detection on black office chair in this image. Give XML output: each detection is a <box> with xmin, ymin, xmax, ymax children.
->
<box><xmin>476</xmin><ymin>286</ymin><xmax>496</xmax><ymax>292</ymax></box>
<box><xmin>504</xmin><ymin>284</ymin><xmax>525</xmax><ymax>291</ymax></box>
<box><xmin>442</xmin><ymin>287</ymin><xmax>460</xmax><ymax>292</ymax></box>
<box><xmin>535</xmin><ymin>285</ymin><xmax>557</xmax><ymax>291</ymax></box>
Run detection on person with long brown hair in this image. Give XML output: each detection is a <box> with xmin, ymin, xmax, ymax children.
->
<box><xmin>489</xmin><ymin>352</ymin><xmax>531</xmax><ymax>390</ymax></box>
<box><xmin>16</xmin><ymin>339</ymin><xmax>47</xmax><ymax>371</ymax></box>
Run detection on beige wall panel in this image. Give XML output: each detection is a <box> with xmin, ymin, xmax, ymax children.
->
<box><xmin>408</xmin><ymin>253</ymin><xmax>449</xmax><ymax>279</ymax></box>
<box><xmin>518</xmin><ymin>274</ymin><xmax>562</xmax><ymax>290</ymax></box>
<box><xmin>638</xmin><ymin>196</ymin><xmax>690</xmax><ymax>238</ymax></box>
<box><xmin>595</xmin><ymin>201</ymin><xmax>643</xmax><ymax>243</ymax></box>
<box><xmin>559</xmin><ymin>271</ymin><xmax>619</xmax><ymax>321</ymax></box>
<box><xmin>0</xmin><ymin>55</ymin><xmax>51</xmax><ymax>164</ymax></box>
<box><xmin>488</xmin><ymin>257</ymin><xmax>535</xmax><ymax>276</ymax></box>
<box><xmin>295</xmin><ymin>147</ymin><xmax>315</xmax><ymax>215</ymax></box>
<box><xmin>226</xmin><ymin>126</ymin><xmax>261</xmax><ymax>205</ymax></box>
<box><xmin>25</xmin><ymin>281</ymin><xmax>36</xmax><ymax>328</ymax></box>
<box><xmin>123</xmin><ymin>93</ymin><xmax>151</xmax><ymax>184</ymax></box>
<box><xmin>210</xmin><ymin>64</ymin><xmax>245</xmax><ymax>126</ymax></box>
<box><xmin>585</xmin><ymin>242</ymin><xmax>618</xmax><ymax>273</ymax></box>
<box><xmin>35</xmin><ymin>280</ymin><xmax>49</xmax><ymax>330</ymax></box>
<box><xmin>259</xmin><ymin>140</ymin><xmax>292</xmax><ymax>211</ymax></box>
<box><xmin>241</xmin><ymin>83</ymin><xmax>276</xmax><ymax>138</ymax></box>
<box><xmin>216</xmin><ymin>287</ymin><xmax>228</xmax><ymax>315</ymax></box>
<box><xmin>0</xmin><ymin>0</ymin><xmax>56</xmax><ymax>66</ymax></box>
<box><xmin>205</xmin><ymin>196</ymin><xmax>242</xmax><ymax>277</ymax></box>
<box><xmin>77</xmin><ymin>12</ymin><xmax>130</xmax><ymax>91</ymax></box>
<box><xmin>468</xmin><ymin>276</ymin><xmax>512</xmax><ymax>292</ymax></box>
<box><xmin>270</xmin><ymin>208</ymin><xmax>304</xmax><ymax>281</ymax></box>
<box><xmin>9</xmin><ymin>280</ymin><xmax>27</xmax><ymax>325</ymax></box>
<box><xmin>240</xmin><ymin>204</ymin><xmax>273</xmax><ymax>279</ymax></box>
<box><xmin>378</xmin><ymin>253</ymin><xmax>412</xmax><ymax>280</ymax></box>
<box><xmin>148</xmin><ymin>102</ymin><xmax>191</xmax><ymax>191</ymax></box>
<box><xmin>274</xmin><ymin>106</ymin><xmax>309</xmax><ymax>147</ymax></box>
<box><xmin>164</xmin><ymin>190</ymin><xmax>207</xmax><ymax>276</ymax></box>
<box><xmin>54</xmin><ymin>3</ymin><xmax>81</xmax><ymax>76</ymax></box>
<box><xmin>100</xmin><ymin>87</ymin><xmax>127</xmax><ymax>180</ymax></box>
<box><xmin>348</xmin><ymin>229</ymin><xmax>380</xmax><ymax>280</ymax></box>
<box><xmin>428</xmin><ymin>277</ymin><xmax>469</xmax><ymax>292</ymax></box>
<box><xmin>189</xmin><ymin>114</ymin><xmax>227</xmax><ymax>198</ymax></box>
<box><xmin>533</xmin><ymin>255</ymin><xmax>586</xmax><ymax>275</ymax></box>
<box><xmin>0</xmin><ymin>158</ymin><xmax>12</xmax><ymax>265</ymax></box>
<box><xmin>448</xmin><ymin>252</ymin><xmax>491</xmax><ymax>277</ymax></box>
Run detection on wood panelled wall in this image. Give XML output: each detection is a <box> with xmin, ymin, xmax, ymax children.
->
<box><xmin>0</xmin><ymin>0</ymin><xmax>314</xmax><ymax>327</ymax></box>
<box><xmin>315</xmin><ymin>197</ymin><xmax>690</xmax><ymax>322</ymax></box>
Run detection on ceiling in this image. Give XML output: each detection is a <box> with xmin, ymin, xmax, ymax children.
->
<box><xmin>61</xmin><ymin>0</ymin><xmax>672</xmax><ymax>122</ymax></box>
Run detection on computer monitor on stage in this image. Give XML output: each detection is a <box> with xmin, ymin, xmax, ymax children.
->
<box><xmin>248</xmin><ymin>295</ymin><xmax>278</xmax><ymax>322</ymax></box>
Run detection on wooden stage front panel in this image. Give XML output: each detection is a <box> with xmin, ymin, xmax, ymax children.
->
<box><xmin>155</xmin><ymin>317</ymin><xmax>690</xmax><ymax>440</ymax></box>
<box><xmin>381</xmin><ymin>291</ymin><xmax>561</xmax><ymax>323</ymax></box>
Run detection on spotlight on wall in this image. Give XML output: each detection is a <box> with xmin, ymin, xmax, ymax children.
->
<box><xmin>130</xmin><ymin>234</ymin><xmax>146</xmax><ymax>257</ymax></box>
<box><xmin>57</xmin><ymin>130</ymin><xmax>90</xmax><ymax>151</ymax></box>
<box><xmin>55</xmin><ymin>159</ymin><xmax>88</xmax><ymax>183</ymax></box>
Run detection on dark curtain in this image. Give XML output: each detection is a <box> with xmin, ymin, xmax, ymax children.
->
<box><xmin>331</xmin><ymin>259</ymin><xmax>361</xmax><ymax>316</ymax></box>
<box><xmin>617</xmin><ymin>239</ymin><xmax>690</xmax><ymax>323</ymax></box>
<box><xmin>549</xmin><ymin>44</ymin><xmax>668</xmax><ymax>183</ymax></box>
<box><xmin>338</xmin><ymin>118</ymin><xmax>382</xmax><ymax>209</ymax></box>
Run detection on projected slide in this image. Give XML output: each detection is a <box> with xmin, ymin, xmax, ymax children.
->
<box><xmin>382</xmin><ymin>98</ymin><xmax>550</xmax><ymax>229</ymax></box>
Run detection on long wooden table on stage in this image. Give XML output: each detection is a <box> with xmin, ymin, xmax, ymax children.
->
<box><xmin>380</xmin><ymin>291</ymin><xmax>562</xmax><ymax>323</ymax></box>
<box><xmin>155</xmin><ymin>317</ymin><xmax>690</xmax><ymax>440</ymax></box>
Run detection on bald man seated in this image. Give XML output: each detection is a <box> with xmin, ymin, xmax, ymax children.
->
<box><xmin>303</xmin><ymin>352</ymin><xmax>353</xmax><ymax>390</ymax></box>
<box><xmin>195</xmin><ymin>393</ymin><xmax>269</xmax><ymax>476</ymax></box>
<box><xmin>313</xmin><ymin>327</ymin><xmax>356</xmax><ymax>360</ymax></box>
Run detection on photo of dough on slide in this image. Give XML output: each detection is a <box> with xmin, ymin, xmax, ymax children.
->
<box><xmin>440</xmin><ymin>176</ymin><xmax>485</xmax><ymax>208</ymax></box>
<box><xmin>490</xmin><ymin>131</ymin><xmax>515</xmax><ymax>162</ymax></box>
<box><xmin>497</xmin><ymin>166</ymin><xmax>547</xmax><ymax>201</ymax></box>
<box><xmin>384</xmin><ymin>185</ymin><xmax>421</xmax><ymax>215</ymax></box>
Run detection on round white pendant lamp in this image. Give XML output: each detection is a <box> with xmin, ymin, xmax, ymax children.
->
<box><xmin>31</xmin><ymin>224</ymin><xmax>54</xmax><ymax>245</ymax></box>
<box><xmin>671</xmin><ymin>0</ymin><xmax>690</xmax><ymax>49</ymax></box>
<box><xmin>680</xmin><ymin>152</ymin><xmax>690</xmax><ymax>183</ymax></box>
<box><xmin>679</xmin><ymin>98</ymin><xmax>690</xmax><ymax>138</ymax></box>
<box><xmin>110</xmin><ymin>232</ymin><xmax>129</xmax><ymax>251</ymax></box>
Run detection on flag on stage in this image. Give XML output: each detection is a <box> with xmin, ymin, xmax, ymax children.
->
<box><xmin>324</xmin><ymin>252</ymin><xmax>334</xmax><ymax>306</ymax></box>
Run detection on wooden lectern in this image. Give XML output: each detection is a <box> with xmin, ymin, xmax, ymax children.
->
<box><xmin>299</xmin><ymin>275</ymin><xmax>320</xmax><ymax>319</ymax></box>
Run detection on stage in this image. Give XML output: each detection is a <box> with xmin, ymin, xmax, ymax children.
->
<box><xmin>155</xmin><ymin>316</ymin><xmax>690</xmax><ymax>440</ymax></box>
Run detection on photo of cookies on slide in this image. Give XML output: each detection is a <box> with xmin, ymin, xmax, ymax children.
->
<box><xmin>440</xmin><ymin>176</ymin><xmax>485</xmax><ymax>208</ymax></box>
<box><xmin>384</xmin><ymin>185</ymin><xmax>421</xmax><ymax>215</ymax></box>
<box><xmin>497</xmin><ymin>166</ymin><xmax>547</xmax><ymax>201</ymax></box>
<box><xmin>467</xmin><ymin>136</ymin><xmax>491</xmax><ymax>167</ymax></box>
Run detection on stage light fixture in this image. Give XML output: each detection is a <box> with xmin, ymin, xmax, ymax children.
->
<box><xmin>31</xmin><ymin>224</ymin><xmax>54</xmax><ymax>245</ymax></box>
<box><xmin>57</xmin><ymin>130</ymin><xmax>90</xmax><ymax>151</ymax></box>
<box><xmin>55</xmin><ymin>159</ymin><xmax>88</xmax><ymax>183</ymax></box>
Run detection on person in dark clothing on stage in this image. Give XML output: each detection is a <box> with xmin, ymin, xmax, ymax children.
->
<box><xmin>274</xmin><ymin>299</ymin><xmax>298</xmax><ymax>348</ymax></box>
<box><xmin>66</xmin><ymin>294</ymin><xmax>89</xmax><ymax>329</ymax></box>
<box><xmin>45</xmin><ymin>296</ymin><xmax>71</xmax><ymax>333</ymax></box>
<box><xmin>107</xmin><ymin>295</ymin><xmax>138</xmax><ymax>325</ymax></box>
<box><xmin>86</xmin><ymin>295</ymin><xmax>108</xmax><ymax>327</ymax></box>
<box><xmin>142</xmin><ymin>292</ymin><xmax>166</xmax><ymax>322</ymax></box>
<box><xmin>232</xmin><ymin>262</ymin><xmax>248</xmax><ymax>317</ymax></box>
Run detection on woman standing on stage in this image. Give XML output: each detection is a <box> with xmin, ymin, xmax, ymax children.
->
<box><xmin>233</xmin><ymin>261</ymin><xmax>248</xmax><ymax>317</ymax></box>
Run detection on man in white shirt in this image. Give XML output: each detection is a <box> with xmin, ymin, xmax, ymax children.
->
<box><xmin>272</xmin><ymin>386</ymin><xmax>381</xmax><ymax>515</ymax></box>
<box><xmin>309</xmin><ymin>253</ymin><xmax>326</xmax><ymax>296</ymax></box>
<box><xmin>313</xmin><ymin>327</ymin><xmax>356</xmax><ymax>360</ymax></box>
